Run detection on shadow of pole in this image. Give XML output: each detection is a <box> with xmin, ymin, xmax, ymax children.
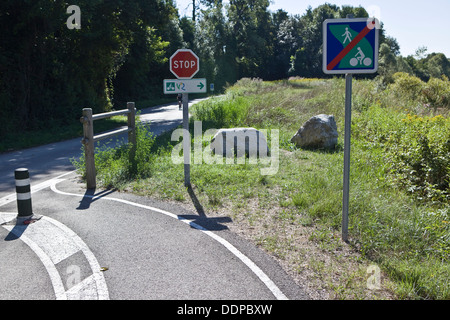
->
<box><xmin>182</xmin><ymin>186</ymin><xmax>232</xmax><ymax>231</ymax></box>
<box><xmin>187</xmin><ymin>185</ymin><xmax>206</xmax><ymax>217</ymax></box>
<box><xmin>76</xmin><ymin>188</ymin><xmax>117</xmax><ymax>210</ymax></box>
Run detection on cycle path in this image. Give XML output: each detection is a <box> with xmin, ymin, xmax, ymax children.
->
<box><xmin>0</xmin><ymin>171</ymin><xmax>307</xmax><ymax>300</ymax></box>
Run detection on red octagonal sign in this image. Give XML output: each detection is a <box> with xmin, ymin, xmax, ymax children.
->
<box><xmin>170</xmin><ymin>49</ymin><xmax>200</xmax><ymax>79</ymax></box>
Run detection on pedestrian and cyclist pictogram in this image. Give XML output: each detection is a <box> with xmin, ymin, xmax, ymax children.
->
<box><xmin>323</xmin><ymin>18</ymin><xmax>379</xmax><ymax>74</ymax></box>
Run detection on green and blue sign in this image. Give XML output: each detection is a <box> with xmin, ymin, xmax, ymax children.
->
<box><xmin>323</xmin><ymin>18</ymin><xmax>379</xmax><ymax>74</ymax></box>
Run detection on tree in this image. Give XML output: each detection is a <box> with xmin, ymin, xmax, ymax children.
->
<box><xmin>415</xmin><ymin>46</ymin><xmax>429</xmax><ymax>60</ymax></box>
<box><xmin>227</xmin><ymin>0</ymin><xmax>273</xmax><ymax>78</ymax></box>
<box><xmin>194</xmin><ymin>1</ymin><xmax>234</xmax><ymax>88</ymax></box>
<box><xmin>271</xmin><ymin>11</ymin><xmax>300</xmax><ymax>79</ymax></box>
<box><xmin>289</xmin><ymin>4</ymin><xmax>339</xmax><ymax>77</ymax></box>
<box><xmin>338</xmin><ymin>5</ymin><xmax>368</xmax><ymax>19</ymax></box>
<box><xmin>384</xmin><ymin>36</ymin><xmax>401</xmax><ymax>56</ymax></box>
<box><xmin>0</xmin><ymin>0</ymin><xmax>182</xmax><ymax>137</ymax></box>
<box><xmin>0</xmin><ymin>0</ymin><xmax>132</xmax><ymax>130</ymax></box>
<box><xmin>425</xmin><ymin>53</ymin><xmax>450</xmax><ymax>79</ymax></box>
<box><xmin>378</xmin><ymin>43</ymin><xmax>398</xmax><ymax>83</ymax></box>
<box><xmin>180</xmin><ymin>16</ymin><xmax>196</xmax><ymax>49</ymax></box>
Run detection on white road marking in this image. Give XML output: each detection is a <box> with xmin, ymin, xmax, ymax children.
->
<box><xmin>0</xmin><ymin>170</ymin><xmax>77</xmax><ymax>208</ymax></box>
<box><xmin>50</xmin><ymin>179</ymin><xmax>289</xmax><ymax>300</ymax></box>
<box><xmin>1</xmin><ymin>213</ymin><xmax>109</xmax><ymax>300</ymax></box>
<box><xmin>65</xmin><ymin>274</ymin><xmax>98</xmax><ymax>300</ymax></box>
<box><xmin>2</xmin><ymin>218</ymin><xmax>67</xmax><ymax>300</ymax></box>
<box><xmin>44</xmin><ymin>215</ymin><xmax>109</xmax><ymax>300</ymax></box>
<box><xmin>16</xmin><ymin>218</ymin><xmax>80</xmax><ymax>264</ymax></box>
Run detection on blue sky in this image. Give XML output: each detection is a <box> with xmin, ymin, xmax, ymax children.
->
<box><xmin>175</xmin><ymin>0</ymin><xmax>450</xmax><ymax>58</ymax></box>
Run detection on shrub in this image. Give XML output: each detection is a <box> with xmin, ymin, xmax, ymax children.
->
<box><xmin>386</xmin><ymin>114</ymin><xmax>450</xmax><ymax>202</ymax></box>
<box><xmin>388</xmin><ymin>72</ymin><xmax>450</xmax><ymax>111</ymax></box>
<box><xmin>355</xmin><ymin>105</ymin><xmax>450</xmax><ymax>203</ymax></box>
<box><xmin>389</xmin><ymin>72</ymin><xmax>425</xmax><ymax>102</ymax></box>
<box><xmin>422</xmin><ymin>76</ymin><xmax>450</xmax><ymax>110</ymax></box>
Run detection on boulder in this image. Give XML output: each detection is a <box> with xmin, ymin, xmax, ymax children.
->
<box><xmin>210</xmin><ymin>128</ymin><xmax>269</xmax><ymax>158</ymax></box>
<box><xmin>291</xmin><ymin>114</ymin><xmax>338</xmax><ymax>149</ymax></box>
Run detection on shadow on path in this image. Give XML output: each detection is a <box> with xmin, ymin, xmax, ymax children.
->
<box><xmin>76</xmin><ymin>188</ymin><xmax>117</xmax><ymax>210</ymax></box>
<box><xmin>180</xmin><ymin>186</ymin><xmax>232</xmax><ymax>231</ymax></box>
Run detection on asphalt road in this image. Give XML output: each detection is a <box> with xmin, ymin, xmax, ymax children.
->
<box><xmin>0</xmin><ymin>99</ymin><xmax>308</xmax><ymax>300</ymax></box>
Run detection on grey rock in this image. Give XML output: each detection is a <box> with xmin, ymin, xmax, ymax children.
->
<box><xmin>210</xmin><ymin>128</ymin><xmax>270</xmax><ymax>158</ymax></box>
<box><xmin>291</xmin><ymin>114</ymin><xmax>338</xmax><ymax>149</ymax></box>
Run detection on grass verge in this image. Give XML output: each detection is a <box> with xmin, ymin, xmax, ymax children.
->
<box><xmin>74</xmin><ymin>77</ymin><xmax>449</xmax><ymax>300</ymax></box>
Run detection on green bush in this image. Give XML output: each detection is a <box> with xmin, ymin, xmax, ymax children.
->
<box><xmin>422</xmin><ymin>76</ymin><xmax>450</xmax><ymax>110</ymax></box>
<box><xmin>354</xmin><ymin>105</ymin><xmax>450</xmax><ymax>203</ymax></box>
<box><xmin>388</xmin><ymin>72</ymin><xmax>450</xmax><ymax>111</ymax></box>
<box><xmin>389</xmin><ymin>72</ymin><xmax>425</xmax><ymax>102</ymax></box>
<box><xmin>386</xmin><ymin>114</ymin><xmax>450</xmax><ymax>202</ymax></box>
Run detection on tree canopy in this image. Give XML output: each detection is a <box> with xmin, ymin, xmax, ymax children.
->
<box><xmin>1</xmin><ymin>1</ymin><xmax>448</xmax><ymax>138</ymax></box>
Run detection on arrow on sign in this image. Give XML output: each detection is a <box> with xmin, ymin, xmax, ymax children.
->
<box><xmin>197</xmin><ymin>82</ymin><xmax>204</xmax><ymax>90</ymax></box>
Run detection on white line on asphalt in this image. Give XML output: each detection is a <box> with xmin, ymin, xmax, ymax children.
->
<box><xmin>50</xmin><ymin>179</ymin><xmax>289</xmax><ymax>300</ymax></box>
<box><xmin>0</xmin><ymin>170</ymin><xmax>77</xmax><ymax>208</ymax></box>
<box><xmin>1</xmin><ymin>213</ymin><xmax>109</xmax><ymax>300</ymax></box>
<box><xmin>65</xmin><ymin>274</ymin><xmax>98</xmax><ymax>299</ymax></box>
<box><xmin>0</xmin><ymin>170</ymin><xmax>109</xmax><ymax>300</ymax></box>
<box><xmin>44</xmin><ymin>215</ymin><xmax>109</xmax><ymax>300</ymax></box>
<box><xmin>3</xmin><ymin>220</ymin><xmax>67</xmax><ymax>300</ymax></box>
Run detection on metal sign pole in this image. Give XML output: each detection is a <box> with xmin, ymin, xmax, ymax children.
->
<box><xmin>323</xmin><ymin>16</ymin><xmax>378</xmax><ymax>242</ymax></box>
<box><xmin>182</xmin><ymin>93</ymin><xmax>191</xmax><ymax>187</ymax></box>
<box><xmin>342</xmin><ymin>73</ymin><xmax>352</xmax><ymax>242</ymax></box>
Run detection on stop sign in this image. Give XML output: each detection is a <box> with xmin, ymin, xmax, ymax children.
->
<box><xmin>170</xmin><ymin>49</ymin><xmax>200</xmax><ymax>79</ymax></box>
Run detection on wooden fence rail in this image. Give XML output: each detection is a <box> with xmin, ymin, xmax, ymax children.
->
<box><xmin>80</xmin><ymin>102</ymin><xmax>136</xmax><ymax>189</ymax></box>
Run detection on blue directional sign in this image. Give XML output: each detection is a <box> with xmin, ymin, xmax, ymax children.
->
<box><xmin>323</xmin><ymin>18</ymin><xmax>379</xmax><ymax>74</ymax></box>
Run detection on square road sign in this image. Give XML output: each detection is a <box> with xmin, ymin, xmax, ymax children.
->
<box><xmin>323</xmin><ymin>18</ymin><xmax>379</xmax><ymax>74</ymax></box>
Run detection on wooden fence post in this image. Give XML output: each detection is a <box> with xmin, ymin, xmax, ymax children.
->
<box><xmin>80</xmin><ymin>104</ymin><xmax>136</xmax><ymax>189</ymax></box>
<box><xmin>81</xmin><ymin>108</ymin><xmax>96</xmax><ymax>189</ymax></box>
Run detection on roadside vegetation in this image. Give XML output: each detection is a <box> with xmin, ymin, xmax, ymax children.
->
<box><xmin>74</xmin><ymin>75</ymin><xmax>449</xmax><ymax>300</ymax></box>
<box><xmin>4</xmin><ymin>1</ymin><xmax>450</xmax><ymax>157</ymax></box>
